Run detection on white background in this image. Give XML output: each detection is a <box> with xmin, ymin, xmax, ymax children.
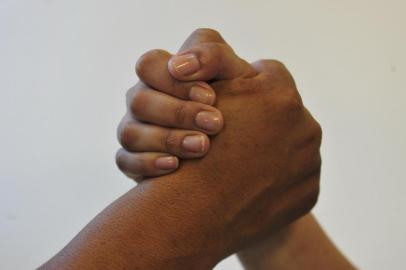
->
<box><xmin>1</xmin><ymin>0</ymin><xmax>405</xmax><ymax>269</ymax></box>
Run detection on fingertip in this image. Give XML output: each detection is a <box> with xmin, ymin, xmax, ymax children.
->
<box><xmin>189</xmin><ymin>82</ymin><xmax>216</xmax><ymax>105</ymax></box>
<box><xmin>168</xmin><ymin>53</ymin><xmax>201</xmax><ymax>80</ymax></box>
<box><xmin>136</xmin><ymin>49</ymin><xmax>171</xmax><ymax>80</ymax></box>
<box><xmin>115</xmin><ymin>148</ymin><xmax>127</xmax><ymax>171</ymax></box>
<box><xmin>171</xmin><ymin>42</ymin><xmax>256</xmax><ymax>81</ymax></box>
<box><xmin>155</xmin><ymin>156</ymin><xmax>179</xmax><ymax>171</ymax></box>
<box><xmin>181</xmin><ymin>134</ymin><xmax>210</xmax><ymax>154</ymax></box>
<box><xmin>195</xmin><ymin>110</ymin><xmax>224</xmax><ymax>135</ymax></box>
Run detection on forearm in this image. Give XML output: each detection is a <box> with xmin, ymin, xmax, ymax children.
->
<box><xmin>238</xmin><ymin>214</ymin><xmax>356</xmax><ymax>270</ymax></box>
<box><xmin>39</xmin><ymin>174</ymin><xmax>226</xmax><ymax>270</ymax></box>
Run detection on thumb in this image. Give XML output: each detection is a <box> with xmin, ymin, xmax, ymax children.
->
<box><xmin>168</xmin><ymin>28</ymin><xmax>257</xmax><ymax>81</ymax></box>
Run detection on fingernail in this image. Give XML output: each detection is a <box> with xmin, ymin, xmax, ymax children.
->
<box><xmin>182</xmin><ymin>135</ymin><xmax>206</xmax><ymax>152</ymax></box>
<box><xmin>155</xmin><ymin>156</ymin><xmax>179</xmax><ymax>170</ymax></box>
<box><xmin>195</xmin><ymin>111</ymin><xmax>222</xmax><ymax>132</ymax></box>
<box><xmin>189</xmin><ymin>86</ymin><xmax>215</xmax><ymax>105</ymax></box>
<box><xmin>169</xmin><ymin>53</ymin><xmax>200</xmax><ymax>76</ymax></box>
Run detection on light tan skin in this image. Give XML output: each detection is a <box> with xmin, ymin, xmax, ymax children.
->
<box><xmin>39</xmin><ymin>29</ymin><xmax>352</xmax><ymax>270</ymax></box>
<box><xmin>238</xmin><ymin>214</ymin><xmax>357</xmax><ymax>270</ymax></box>
<box><xmin>117</xmin><ymin>29</ymin><xmax>356</xmax><ymax>269</ymax></box>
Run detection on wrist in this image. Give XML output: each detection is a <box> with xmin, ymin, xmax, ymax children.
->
<box><xmin>237</xmin><ymin>214</ymin><xmax>314</xmax><ymax>270</ymax></box>
<box><xmin>238</xmin><ymin>214</ymin><xmax>357</xmax><ymax>270</ymax></box>
<box><xmin>39</xmin><ymin>173</ymin><xmax>229</xmax><ymax>270</ymax></box>
<box><xmin>129</xmin><ymin>173</ymin><xmax>231</xmax><ymax>269</ymax></box>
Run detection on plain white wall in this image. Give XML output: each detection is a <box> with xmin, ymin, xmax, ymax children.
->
<box><xmin>1</xmin><ymin>0</ymin><xmax>405</xmax><ymax>269</ymax></box>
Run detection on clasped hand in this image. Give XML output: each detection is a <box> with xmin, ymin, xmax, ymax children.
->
<box><xmin>116</xmin><ymin>28</ymin><xmax>322</xmax><ymax>260</ymax></box>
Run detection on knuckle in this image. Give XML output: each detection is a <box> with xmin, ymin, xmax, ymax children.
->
<box><xmin>130</xmin><ymin>90</ymin><xmax>148</xmax><ymax>117</ymax></box>
<box><xmin>162</xmin><ymin>129</ymin><xmax>180</xmax><ymax>153</ymax></box>
<box><xmin>118</xmin><ymin>123</ymin><xmax>138</xmax><ymax>150</ymax></box>
<box><xmin>206</xmin><ymin>42</ymin><xmax>226</xmax><ymax>56</ymax></box>
<box><xmin>275</xmin><ymin>89</ymin><xmax>303</xmax><ymax>113</ymax></box>
<box><xmin>304</xmin><ymin>112</ymin><xmax>323</xmax><ymax>148</ymax></box>
<box><xmin>310</xmin><ymin>151</ymin><xmax>322</xmax><ymax>174</ymax></box>
<box><xmin>132</xmin><ymin>155</ymin><xmax>150</xmax><ymax>176</ymax></box>
<box><xmin>198</xmin><ymin>43</ymin><xmax>229</xmax><ymax>80</ymax></box>
<box><xmin>170</xmin><ymin>79</ymin><xmax>185</xmax><ymax>97</ymax></box>
<box><xmin>300</xmin><ymin>175</ymin><xmax>320</xmax><ymax>215</ymax></box>
<box><xmin>199</xmin><ymin>43</ymin><xmax>225</xmax><ymax>67</ymax></box>
<box><xmin>115</xmin><ymin>149</ymin><xmax>127</xmax><ymax>172</ymax></box>
<box><xmin>256</xmin><ymin>59</ymin><xmax>297</xmax><ymax>91</ymax></box>
<box><xmin>257</xmin><ymin>59</ymin><xmax>286</xmax><ymax>73</ymax></box>
<box><xmin>125</xmin><ymin>85</ymin><xmax>137</xmax><ymax>107</ymax></box>
<box><xmin>266</xmin><ymin>59</ymin><xmax>286</xmax><ymax>70</ymax></box>
<box><xmin>259</xmin><ymin>60</ymin><xmax>294</xmax><ymax>84</ymax></box>
<box><xmin>173</xmin><ymin>103</ymin><xmax>189</xmax><ymax>126</ymax></box>
<box><xmin>192</xmin><ymin>28</ymin><xmax>222</xmax><ymax>41</ymax></box>
<box><xmin>135</xmin><ymin>49</ymin><xmax>167</xmax><ymax>78</ymax></box>
<box><xmin>220</xmin><ymin>77</ymin><xmax>261</xmax><ymax>95</ymax></box>
<box><xmin>115</xmin><ymin>149</ymin><xmax>150</xmax><ymax>176</ymax></box>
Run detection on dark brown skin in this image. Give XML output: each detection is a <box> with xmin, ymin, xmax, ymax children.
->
<box><xmin>39</xmin><ymin>29</ymin><xmax>330</xmax><ymax>270</ymax></box>
<box><xmin>117</xmin><ymin>29</ymin><xmax>323</xmax><ymax>256</ymax></box>
<box><xmin>117</xmin><ymin>29</ymin><xmax>356</xmax><ymax>270</ymax></box>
